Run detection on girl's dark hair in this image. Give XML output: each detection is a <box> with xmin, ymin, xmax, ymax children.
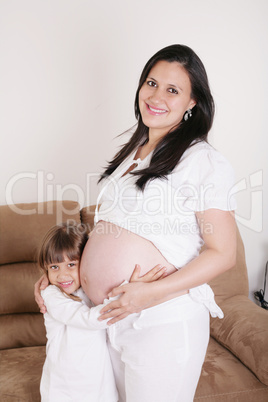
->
<box><xmin>99</xmin><ymin>44</ymin><xmax>215</xmax><ymax>190</ymax></box>
<box><xmin>38</xmin><ymin>222</ymin><xmax>88</xmax><ymax>272</ymax></box>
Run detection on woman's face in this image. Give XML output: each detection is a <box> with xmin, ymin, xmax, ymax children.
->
<box><xmin>138</xmin><ymin>60</ymin><xmax>196</xmax><ymax>140</ymax></box>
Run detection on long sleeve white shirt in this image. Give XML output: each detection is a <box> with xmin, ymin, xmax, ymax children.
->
<box><xmin>40</xmin><ymin>285</ymin><xmax>118</xmax><ymax>402</ymax></box>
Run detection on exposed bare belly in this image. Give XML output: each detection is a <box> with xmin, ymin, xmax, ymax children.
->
<box><xmin>80</xmin><ymin>221</ymin><xmax>188</xmax><ymax>305</ymax></box>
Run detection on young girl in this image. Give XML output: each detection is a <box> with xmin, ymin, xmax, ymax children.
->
<box><xmin>38</xmin><ymin>222</ymin><xmax>166</xmax><ymax>402</ymax></box>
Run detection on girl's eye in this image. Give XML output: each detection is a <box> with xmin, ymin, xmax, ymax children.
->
<box><xmin>68</xmin><ymin>263</ymin><xmax>76</xmax><ymax>268</ymax></box>
<box><xmin>168</xmin><ymin>88</ymin><xmax>178</xmax><ymax>94</ymax></box>
<box><xmin>50</xmin><ymin>265</ymin><xmax>58</xmax><ymax>270</ymax></box>
<box><xmin>147</xmin><ymin>80</ymin><xmax>157</xmax><ymax>87</ymax></box>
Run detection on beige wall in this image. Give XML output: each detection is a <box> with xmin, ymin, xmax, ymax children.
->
<box><xmin>1</xmin><ymin>0</ymin><xmax>267</xmax><ymax>302</ymax></box>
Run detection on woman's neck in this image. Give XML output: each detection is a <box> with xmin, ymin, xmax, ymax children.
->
<box><xmin>138</xmin><ymin>132</ymin><xmax>165</xmax><ymax>159</ymax></box>
<box><xmin>136</xmin><ymin>142</ymin><xmax>155</xmax><ymax>160</ymax></box>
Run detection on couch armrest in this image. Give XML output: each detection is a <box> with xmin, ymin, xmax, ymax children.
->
<box><xmin>210</xmin><ymin>295</ymin><xmax>268</xmax><ymax>385</ymax></box>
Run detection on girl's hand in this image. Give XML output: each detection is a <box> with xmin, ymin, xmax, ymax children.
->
<box><xmin>99</xmin><ymin>281</ymin><xmax>157</xmax><ymax>325</ymax></box>
<box><xmin>130</xmin><ymin>264</ymin><xmax>167</xmax><ymax>283</ymax></box>
<box><xmin>34</xmin><ymin>274</ymin><xmax>49</xmax><ymax>314</ymax></box>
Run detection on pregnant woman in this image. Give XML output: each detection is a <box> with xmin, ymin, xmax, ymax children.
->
<box><xmin>36</xmin><ymin>44</ymin><xmax>237</xmax><ymax>402</ymax></box>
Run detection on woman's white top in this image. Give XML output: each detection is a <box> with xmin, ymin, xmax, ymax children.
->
<box><xmin>40</xmin><ymin>285</ymin><xmax>118</xmax><ymax>402</ymax></box>
<box><xmin>94</xmin><ymin>140</ymin><xmax>237</xmax><ymax>319</ymax></box>
<box><xmin>95</xmin><ymin>140</ymin><xmax>237</xmax><ymax>269</ymax></box>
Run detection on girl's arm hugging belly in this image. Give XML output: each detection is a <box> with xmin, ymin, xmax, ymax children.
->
<box><xmin>80</xmin><ymin>221</ymin><xmax>177</xmax><ymax>305</ymax></box>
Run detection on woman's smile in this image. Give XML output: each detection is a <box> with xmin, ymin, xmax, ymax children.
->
<box><xmin>146</xmin><ymin>103</ymin><xmax>168</xmax><ymax>115</ymax></box>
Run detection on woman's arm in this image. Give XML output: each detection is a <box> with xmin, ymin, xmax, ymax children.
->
<box><xmin>99</xmin><ymin>209</ymin><xmax>237</xmax><ymax>324</ymax></box>
<box><xmin>34</xmin><ymin>274</ymin><xmax>49</xmax><ymax>313</ymax></box>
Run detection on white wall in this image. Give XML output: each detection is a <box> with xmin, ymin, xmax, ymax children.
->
<box><xmin>1</xmin><ymin>0</ymin><xmax>267</xmax><ymax>302</ymax></box>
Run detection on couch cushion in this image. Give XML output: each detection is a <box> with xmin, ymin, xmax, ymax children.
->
<box><xmin>0</xmin><ymin>263</ymin><xmax>40</xmax><ymax>315</ymax></box>
<box><xmin>0</xmin><ymin>313</ymin><xmax>46</xmax><ymax>350</ymax></box>
<box><xmin>194</xmin><ymin>337</ymin><xmax>268</xmax><ymax>401</ymax></box>
<box><xmin>210</xmin><ymin>295</ymin><xmax>268</xmax><ymax>386</ymax></box>
<box><xmin>0</xmin><ymin>201</ymin><xmax>81</xmax><ymax>264</ymax></box>
<box><xmin>0</xmin><ymin>346</ymin><xmax>46</xmax><ymax>402</ymax></box>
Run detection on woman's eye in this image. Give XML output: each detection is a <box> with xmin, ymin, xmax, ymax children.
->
<box><xmin>168</xmin><ymin>88</ymin><xmax>178</xmax><ymax>94</ymax></box>
<box><xmin>147</xmin><ymin>80</ymin><xmax>157</xmax><ymax>87</ymax></box>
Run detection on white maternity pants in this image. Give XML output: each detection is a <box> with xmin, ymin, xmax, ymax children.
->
<box><xmin>107</xmin><ymin>293</ymin><xmax>210</xmax><ymax>402</ymax></box>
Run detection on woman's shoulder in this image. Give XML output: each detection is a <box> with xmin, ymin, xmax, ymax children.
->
<box><xmin>169</xmin><ymin>141</ymin><xmax>237</xmax><ymax>211</ymax></box>
<box><xmin>170</xmin><ymin>140</ymin><xmax>236</xmax><ymax>193</ymax></box>
<box><xmin>179</xmin><ymin>140</ymin><xmax>234</xmax><ymax>173</ymax></box>
<box><xmin>184</xmin><ymin>140</ymin><xmax>227</xmax><ymax>159</ymax></box>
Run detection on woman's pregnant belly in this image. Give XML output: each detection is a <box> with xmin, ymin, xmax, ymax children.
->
<box><xmin>80</xmin><ymin>221</ymin><xmax>179</xmax><ymax>305</ymax></box>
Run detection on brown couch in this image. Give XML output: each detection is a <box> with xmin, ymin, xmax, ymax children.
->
<box><xmin>0</xmin><ymin>201</ymin><xmax>267</xmax><ymax>402</ymax></box>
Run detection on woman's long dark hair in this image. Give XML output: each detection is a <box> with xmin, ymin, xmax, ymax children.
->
<box><xmin>100</xmin><ymin>44</ymin><xmax>215</xmax><ymax>190</ymax></box>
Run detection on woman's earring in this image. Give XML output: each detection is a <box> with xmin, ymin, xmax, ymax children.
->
<box><xmin>184</xmin><ymin>109</ymin><xmax>192</xmax><ymax>121</ymax></box>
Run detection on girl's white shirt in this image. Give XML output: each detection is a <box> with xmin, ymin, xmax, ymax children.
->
<box><xmin>40</xmin><ymin>285</ymin><xmax>119</xmax><ymax>402</ymax></box>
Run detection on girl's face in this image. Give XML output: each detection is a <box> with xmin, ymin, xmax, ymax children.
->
<box><xmin>138</xmin><ymin>60</ymin><xmax>196</xmax><ymax>140</ymax></box>
<box><xmin>47</xmin><ymin>255</ymin><xmax>80</xmax><ymax>295</ymax></box>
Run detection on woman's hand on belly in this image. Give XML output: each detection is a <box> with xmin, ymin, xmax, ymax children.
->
<box><xmin>98</xmin><ymin>267</ymin><xmax>187</xmax><ymax>324</ymax></box>
<box><xmin>97</xmin><ymin>264</ymin><xmax>167</xmax><ymax>324</ymax></box>
<box><xmin>98</xmin><ymin>281</ymin><xmax>157</xmax><ymax>324</ymax></box>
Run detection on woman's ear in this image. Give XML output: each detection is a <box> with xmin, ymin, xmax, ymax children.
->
<box><xmin>189</xmin><ymin>99</ymin><xmax>196</xmax><ymax>109</ymax></box>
